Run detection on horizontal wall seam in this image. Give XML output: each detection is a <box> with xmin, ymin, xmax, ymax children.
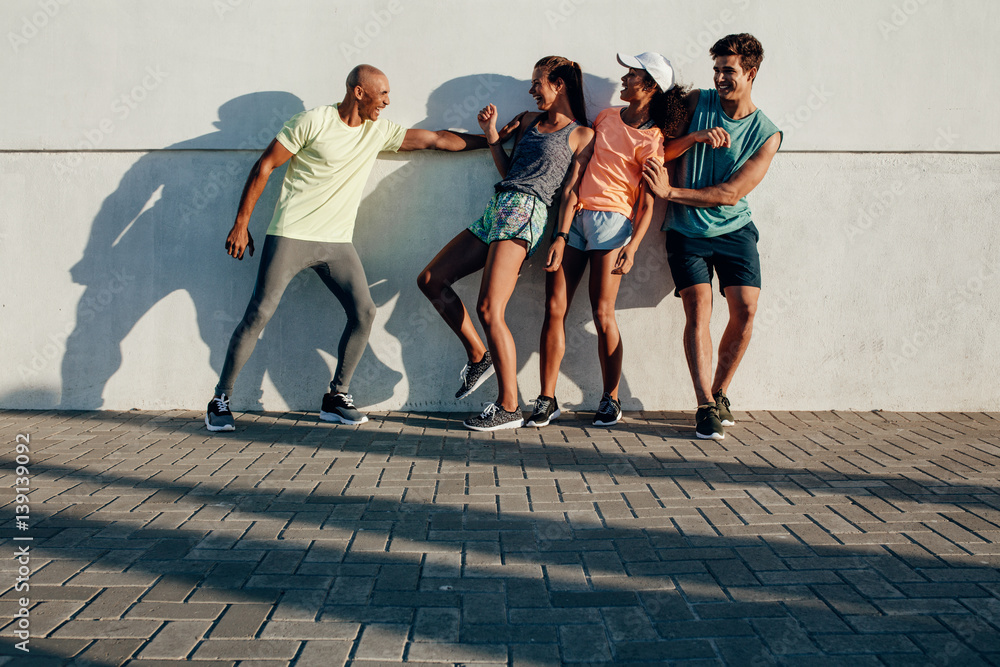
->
<box><xmin>1</xmin><ymin>149</ymin><xmax>999</xmax><ymax>156</ymax></box>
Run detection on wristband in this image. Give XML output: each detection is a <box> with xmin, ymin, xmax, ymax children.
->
<box><xmin>553</xmin><ymin>232</ymin><xmax>569</xmax><ymax>242</ymax></box>
<box><xmin>488</xmin><ymin>137</ymin><xmax>502</xmax><ymax>146</ymax></box>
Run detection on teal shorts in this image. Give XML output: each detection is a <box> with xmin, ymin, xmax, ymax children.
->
<box><xmin>467</xmin><ymin>190</ymin><xmax>548</xmax><ymax>258</ymax></box>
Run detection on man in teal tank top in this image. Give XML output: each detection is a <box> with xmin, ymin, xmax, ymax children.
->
<box><xmin>643</xmin><ymin>33</ymin><xmax>782</xmax><ymax>441</ymax></box>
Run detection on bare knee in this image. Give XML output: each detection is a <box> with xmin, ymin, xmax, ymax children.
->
<box><xmin>592</xmin><ymin>303</ymin><xmax>618</xmax><ymax>337</ymax></box>
<box><xmin>731</xmin><ymin>300</ymin><xmax>757</xmax><ymax>326</ymax></box>
<box><xmin>416</xmin><ymin>268</ymin><xmax>437</xmax><ymax>298</ymax></box>
<box><xmin>476</xmin><ymin>297</ymin><xmax>503</xmax><ymax>329</ymax></box>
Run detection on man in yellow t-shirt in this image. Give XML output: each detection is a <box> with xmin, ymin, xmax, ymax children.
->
<box><xmin>205</xmin><ymin>64</ymin><xmax>485</xmax><ymax>431</ymax></box>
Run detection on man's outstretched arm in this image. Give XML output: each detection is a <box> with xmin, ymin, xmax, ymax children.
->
<box><xmin>644</xmin><ymin>132</ymin><xmax>781</xmax><ymax>208</ymax></box>
<box><xmin>399</xmin><ymin>128</ymin><xmax>489</xmax><ymax>152</ymax></box>
<box><xmin>225</xmin><ymin>138</ymin><xmax>294</xmax><ymax>260</ymax></box>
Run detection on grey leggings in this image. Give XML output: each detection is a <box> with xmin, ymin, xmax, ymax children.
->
<box><xmin>215</xmin><ymin>234</ymin><xmax>376</xmax><ymax>398</ymax></box>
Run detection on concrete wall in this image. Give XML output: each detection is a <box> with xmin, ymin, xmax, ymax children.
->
<box><xmin>3</xmin><ymin>0</ymin><xmax>997</xmax><ymax>412</ymax></box>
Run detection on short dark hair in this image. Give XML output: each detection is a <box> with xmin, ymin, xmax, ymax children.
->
<box><xmin>710</xmin><ymin>33</ymin><xmax>764</xmax><ymax>79</ymax></box>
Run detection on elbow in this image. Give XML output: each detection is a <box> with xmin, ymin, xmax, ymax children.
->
<box><xmin>719</xmin><ymin>188</ymin><xmax>741</xmax><ymax>207</ymax></box>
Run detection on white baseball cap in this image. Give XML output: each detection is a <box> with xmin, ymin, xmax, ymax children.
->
<box><xmin>617</xmin><ymin>52</ymin><xmax>675</xmax><ymax>91</ymax></box>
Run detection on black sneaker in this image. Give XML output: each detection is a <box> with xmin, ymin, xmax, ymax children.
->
<box><xmin>320</xmin><ymin>392</ymin><xmax>369</xmax><ymax>425</ymax></box>
<box><xmin>464</xmin><ymin>402</ymin><xmax>523</xmax><ymax>432</ymax></box>
<box><xmin>695</xmin><ymin>403</ymin><xmax>725</xmax><ymax>440</ymax></box>
<box><xmin>455</xmin><ymin>351</ymin><xmax>495</xmax><ymax>399</ymax></box>
<box><xmin>205</xmin><ymin>393</ymin><xmax>235</xmax><ymax>432</ymax></box>
<box><xmin>593</xmin><ymin>392</ymin><xmax>622</xmax><ymax>426</ymax></box>
<box><xmin>526</xmin><ymin>395</ymin><xmax>560</xmax><ymax>427</ymax></box>
<box><xmin>714</xmin><ymin>391</ymin><xmax>735</xmax><ymax>427</ymax></box>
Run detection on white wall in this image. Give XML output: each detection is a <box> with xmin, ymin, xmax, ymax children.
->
<box><xmin>3</xmin><ymin>0</ymin><xmax>998</xmax><ymax>411</ymax></box>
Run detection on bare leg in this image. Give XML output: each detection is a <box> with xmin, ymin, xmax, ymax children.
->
<box><xmin>588</xmin><ymin>249</ymin><xmax>626</xmax><ymax>399</ymax></box>
<box><xmin>712</xmin><ymin>285</ymin><xmax>759</xmax><ymax>395</ymax></box>
<box><xmin>416</xmin><ymin>230</ymin><xmax>490</xmax><ymax>363</ymax></box>
<box><xmin>476</xmin><ymin>239</ymin><xmax>528</xmax><ymax>412</ymax></box>
<box><xmin>679</xmin><ymin>283</ymin><xmax>715</xmax><ymax>406</ymax></box>
<box><xmin>539</xmin><ymin>246</ymin><xmax>588</xmax><ymax>397</ymax></box>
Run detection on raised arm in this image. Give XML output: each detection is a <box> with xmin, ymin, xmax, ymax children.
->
<box><xmin>643</xmin><ymin>132</ymin><xmax>781</xmax><ymax>208</ymax></box>
<box><xmin>478</xmin><ymin>106</ymin><xmax>530</xmax><ymax>179</ymax></box>
<box><xmin>225</xmin><ymin>138</ymin><xmax>294</xmax><ymax>260</ymax></box>
<box><xmin>546</xmin><ymin>125</ymin><xmax>595</xmax><ymax>272</ymax></box>
<box><xmin>399</xmin><ymin>128</ymin><xmax>488</xmax><ymax>152</ymax></box>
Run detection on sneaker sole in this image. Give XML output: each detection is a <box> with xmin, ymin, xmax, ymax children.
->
<box><xmin>527</xmin><ymin>408</ymin><xmax>561</xmax><ymax>428</ymax></box>
<box><xmin>696</xmin><ymin>431</ymin><xmax>725</xmax><ymax>440</ymax></box>
<box><xmin>464</xmin><ymin>417</ymin><xmax>524</xmax><ymax>432</ymax></box>
<box><xmin>720</xmin><ymin>418</ymin><xmax>735</xmax><ymax>427</ymax></box>
<box><xmin>204</xmin><ymin>414</ymin><xmax>235</xmax><ymax>432</ymax></box>
<box><xmin>319</xmin><ymin>410</ymin><xmax>369</xmax><ymax>425</ymax></box>
<box><xmin>455</xmin><ymin>364</ymin><xmax>496</xmax><ymax>400</ymax></box>
<box><xmin>593</xmin><ymin>414</ymin><xmax>622</xmax><ymax>426</ymax></box>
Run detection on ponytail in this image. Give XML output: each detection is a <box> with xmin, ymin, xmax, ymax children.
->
<box><xmin>534</xmin><ymin>55</ymin><xmax>589</xmax><ymax>127</ymax></box>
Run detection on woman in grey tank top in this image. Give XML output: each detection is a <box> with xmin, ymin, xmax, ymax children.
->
<box><xmin>417</xmin><ymin>56</ymin><xmax>595</xmax><ymax>432</ymax></box>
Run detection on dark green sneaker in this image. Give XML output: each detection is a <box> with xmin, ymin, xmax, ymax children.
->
<box><xmin>713</xmin><ymin>391</ymin><xmax>735</xmax><ymax>427</ymax></box>
<box><xmin>695</xmin><ymin>403</ymin><xmax>725</xmax><ymax>440</ymax></box>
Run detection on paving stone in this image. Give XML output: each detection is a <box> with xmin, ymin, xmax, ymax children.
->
<box><xmin>9</xmin><ymin>409</ymin><xmax>1000</xmax><ymax>665</ymax></box>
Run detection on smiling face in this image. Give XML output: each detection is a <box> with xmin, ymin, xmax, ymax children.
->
<box><xmin>619</xmin><ymin>67</ymin><xmax>656</xmax><ymax>104</ymax></box>
<box><xmin>528</xmin><ymin>66</ymin><xmax>563</xmax><ymax>110</ymax></box>
<box><xmin>356</xmin><ymin>72</ymin><xmax>391</xmax><ymax>121</ymax></box>
<box><xmin>713</xmin><ymin>54</ymin><xmax>755</xmax><ymax>101</ymax></box>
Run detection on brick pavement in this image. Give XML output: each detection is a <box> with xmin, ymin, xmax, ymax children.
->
<box><xmin>0</xmin><ymin>408</ymin><xmax>999</xmax><ymax>665</ymax></box>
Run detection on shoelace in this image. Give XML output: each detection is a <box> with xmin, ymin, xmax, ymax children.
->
<box><xmin>338</xmin><ymin>393</ymin><xmax>356</xmax><ymax>408</ymax></box>
<box><xmin>532</xmin><ymin>397</ymin><xmax>551</xmax><ymax>413</ymax></box>
<box><xmin>478</xmin><ymin>402</ymin><xmax>500</xmax><ymax>419</ymax></box>
<box><xmin>597</xmin><ymin>394</ymin><xmax>611</xmax><ymax>413</ymax></box>
<box><xmin>458</xmin><ymin>363</ymin><xmax>471</xmax><ymax>384</ymax></box>
<box><xmin>211</xmin><ymin>395</ymin><xmax>231</xmax><ymax>413</ymax></box>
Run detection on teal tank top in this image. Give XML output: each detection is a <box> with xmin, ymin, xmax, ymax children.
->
<box><xmin>664</xmin><ymin>88</ymin><xmax>781</xmax><ymax>238</ymax></box>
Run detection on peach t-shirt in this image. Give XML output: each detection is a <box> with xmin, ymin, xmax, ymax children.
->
<box><xmin>577</xmin><ymin>107</ymin><xmax>665</xmax><ymax>218</ymax></box>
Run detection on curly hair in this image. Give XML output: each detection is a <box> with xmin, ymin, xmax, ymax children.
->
<box><xmin>638</xmin><ymin>71</ymin><xmax>690</xmax><ymax>140</ymax></box>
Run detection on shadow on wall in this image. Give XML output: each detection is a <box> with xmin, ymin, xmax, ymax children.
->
<box><xmin>58</xmin><ymin>72</ymin><xmax>674</xmax><ymax>412</ymax></box>
<box><xmin>59</xmin><ymin>92</ymin><xmax>314</xmax><ymax>410</ymax></box>
<box><xmin>355</xmin><ymin>72</ymin><xmax>673</xmax><ymax>411</ymax></box>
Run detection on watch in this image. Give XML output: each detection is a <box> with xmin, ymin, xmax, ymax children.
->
<box><xmin>554</xmin><ymin>232</ymin><xmax>569</xmax><ymax>242</ymax></box>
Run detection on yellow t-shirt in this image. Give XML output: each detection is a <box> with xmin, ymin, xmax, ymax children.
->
<box><xmin>577</xmin><ymin>107</ymin><xmax>664</xmax><ymax>218</ymax></box>
<box><xmin>266</xmin><ymin>104</ymin><xmax>406</xmax><ymax>243</ymax></box>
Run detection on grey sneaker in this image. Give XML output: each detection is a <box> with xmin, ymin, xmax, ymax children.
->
<box><xmin>456</xmin><ymin>351</ymin><xmax>495</xmax><ymax>399</ymax></box>
<box><xmin>320</xmin><ymin>392</ymin><xmax>369</xmax><ymax>425</ymax></box>
<box><xmin>695</xmin><ymin>403</ymin><xmax>725</xmax><ymax>440</ymax></box>
<box><xmin>205</xmin><ymin>393</ymin><xmax>235</xmax><ymax>432</ymax></box>
<box><xmin>464</xmin><ymin>402</ymin><xmax>523</xmax><ymax>432</ymax></box>
<box><xmin>714</xmin><ymin>391</ymin><xmax>735</xmax><ymax>427</ymax></box>
<box><xmin>526</xmin><ymin>395</ymin><xmax>560</xmax><ymax>427</ymax></box>
<box><xmin>593</xmin><ymin>392</ymin><xmax>622</xmax><ymax>426</ymax></box>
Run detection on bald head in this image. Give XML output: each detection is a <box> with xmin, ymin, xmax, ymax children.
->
<box><xmin>346</xmin><ymin>64</ymin><xmax>385</xmax><ymax>91</ymax></box>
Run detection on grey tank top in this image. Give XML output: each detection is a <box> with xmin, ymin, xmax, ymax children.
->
<box><xmin>495</xmin><ymin>115</ymin><xmax>578</xmax><ymax>206</ymax></box>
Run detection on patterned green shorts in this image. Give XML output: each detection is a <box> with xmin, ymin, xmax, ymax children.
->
<box><xmin>467</xmin><ymin>190</ymin><xmax>548</xmax><ymax>258</ymax></box>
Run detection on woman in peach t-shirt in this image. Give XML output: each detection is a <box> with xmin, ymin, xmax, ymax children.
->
<box><xmin>528</xmin><ymin>52</ymin><xmax>688</xmax><ymax>427</ymax></box>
